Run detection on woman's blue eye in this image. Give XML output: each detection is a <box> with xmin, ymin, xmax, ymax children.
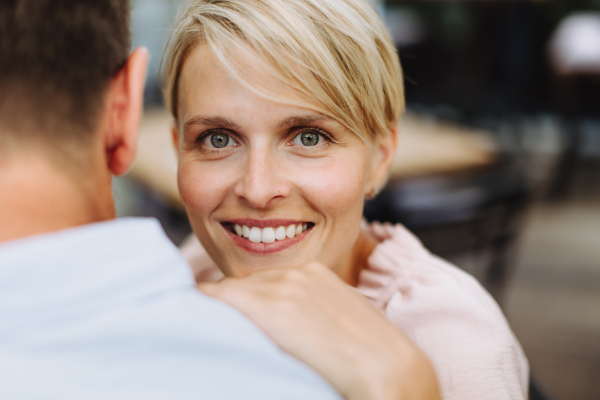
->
<box><xmin>301</xmin><ymin>132</ymin><xmax>319</xmax><ymax>146</ymax></box>
<box><xmin>293</xmin><ymin>132</ymin><xmax>320</xmax><ymax>146</ymax></box>
<box><xmin>203</xmin><ymin>132</ymin><xmax>237</xmax><ymax>148</ymax></box>
<box><xmin>211</xmin><ymin>133</ymin><xmax>229</xmax><ymax>148</ymax></box>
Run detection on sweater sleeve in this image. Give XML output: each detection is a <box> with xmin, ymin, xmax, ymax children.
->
<box><xmin>358</xmin><ymin>222</ymin><xmax>529</xmax><ymax>400</ymax></box>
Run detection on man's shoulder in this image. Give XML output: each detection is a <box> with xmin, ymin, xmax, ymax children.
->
<box><xmin>0</xmin><ymin>281</ymin><xmax>340</xmax><ymax>400</ymax></box>
<box><xmin>0</xmin><ymin>218</ymin><xmax>340</xmax><ymax>400</ymax></box>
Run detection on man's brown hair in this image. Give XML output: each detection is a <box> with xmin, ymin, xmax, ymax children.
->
<box><xmin>0</xmin><ymin>0</ymin><xmax>131</xmax><ymax>158</ymax></box>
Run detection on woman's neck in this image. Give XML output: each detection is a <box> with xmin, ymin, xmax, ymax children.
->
<box><xmin>333</xmin><ymin>229</ymin><xmax>379</xmax><ymax>287</ymax></box>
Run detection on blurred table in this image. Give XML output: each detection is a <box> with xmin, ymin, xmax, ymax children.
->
<box><xmin>391</xmin><ymin>112</ymin><xmax>498</xmax><ymax>179</ymax></box>
<box><xmin>128</xmin><ymin>108</ymin><xmax>499</xmax><ymax>210</ymax></box>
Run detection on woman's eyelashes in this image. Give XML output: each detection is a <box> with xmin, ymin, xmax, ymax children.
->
<box><xmin>194</xmin><ymin>130</ymin><xmax>239</xmax><ymax>152</ymax></box>
<box><xmin>288</xmin><ymin>127</ymin><xmax>336</xmax><ymax>150</ymax></box>
<box><xmin>192</xmin><ymin>126</ymin><xmax>336</xmax><ymax>153</ymax></box>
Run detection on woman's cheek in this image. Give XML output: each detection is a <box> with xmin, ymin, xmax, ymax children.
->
<box><xmin>294</xmin><ymin>156</ymin><xmax>367</xmax><ymax>215</ymax></box>
<box><xmin>177</xmin><ymin>158</ymin><xmax>227</xmax><ymax>220</ymax></box>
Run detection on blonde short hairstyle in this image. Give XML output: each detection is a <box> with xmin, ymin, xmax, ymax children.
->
<box><xmin>163</xmin><ymin>0</ymin><xmax>404</xmax><ymax>141</ymax></box>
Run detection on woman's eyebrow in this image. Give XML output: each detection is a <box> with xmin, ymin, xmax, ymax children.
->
<box><xmin>276</xmin><ymin>115</ymin><xmax>333</xmax><ymax>129</ymax></box>
<box><xmin>183</xmin><ymin>116</ymin><xmax>241</xmax><ymax>130</ymax></box>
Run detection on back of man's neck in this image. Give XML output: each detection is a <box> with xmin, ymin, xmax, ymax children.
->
<box><xmin>0</xmin><ymin>155</ymin><xmax>114</xmax><ymax>243</ymax></box>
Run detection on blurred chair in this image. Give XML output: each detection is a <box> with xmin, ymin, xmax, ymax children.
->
<box><xmin>364</xmin><ymin>159</ymin><xmax>531</xmax><ymax>305</ymax></box>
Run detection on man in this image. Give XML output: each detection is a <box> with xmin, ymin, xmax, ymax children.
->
<box><xmin>0</xmin><ymin>1</ymin><xmax>439</xmax><ymax>399</ymax></box>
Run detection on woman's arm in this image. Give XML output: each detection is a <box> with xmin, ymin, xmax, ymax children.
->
<box><xmin>198</xmin><ymin>262</ymin><xmax>441</xmax><ymax>400</ymax></box>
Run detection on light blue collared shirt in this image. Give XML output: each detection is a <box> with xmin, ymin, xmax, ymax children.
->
<box><xmin>0</xmin><ymin>218</ymin><xmax>340</xmax><ymax>400</ymax></box>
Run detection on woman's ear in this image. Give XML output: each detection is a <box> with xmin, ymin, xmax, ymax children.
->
<box><xmin>367</xmin><ymin>126</ymin><xmax>398</xmax><ymax>195</ymax></box>
<box><xmin>103</xmin><ymin>47</ymin><xmax>149</xmax><ymax>176</ymax></box>
<box><xmin>171</xmin><ymin>125</ymin><xmax>180</xmax><ymax>155</ymax></box>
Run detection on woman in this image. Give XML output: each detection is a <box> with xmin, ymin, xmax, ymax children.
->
<box><xmin>163</xmin><ymin>0</ymin><xmax>528</xmax><ymax>399</ymax></box>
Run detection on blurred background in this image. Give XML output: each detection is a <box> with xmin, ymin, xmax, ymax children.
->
<box><xmin>116</xmin><ymin>1</ymin><xmax>600</xmax><ymax>399</ymax></box>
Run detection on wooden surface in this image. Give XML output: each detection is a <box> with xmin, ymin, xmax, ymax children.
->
<box><xmin>128</xmin><ymin>108</ymin><xmax>499</xmax><ymax>208</ymax></box>
<box><xmin>391</xmin><ymin>112</ymin><xmax>498</xmax><ymax>179</ymax></box>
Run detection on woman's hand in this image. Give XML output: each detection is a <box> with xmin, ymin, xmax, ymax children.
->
<box><xmin>198</xmin><ymin>262</ymin><xmax>441</xmax><ymax>400</ymax></box>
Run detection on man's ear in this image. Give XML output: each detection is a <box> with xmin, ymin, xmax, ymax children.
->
<box><xmin>104</xmin><ymin>47</ymin><xmax>149</xmax><ymax>176</ymax></box>
<box><xmin>367</xmin><ymin>126</ymin><xmax>398</xmax><ymax>194</ymax></box>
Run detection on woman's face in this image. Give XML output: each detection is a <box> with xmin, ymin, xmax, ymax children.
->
<box><xmin>174</xmin><ymin>45</ymin><xmax>395</xmax><ymax>277</ymax></box>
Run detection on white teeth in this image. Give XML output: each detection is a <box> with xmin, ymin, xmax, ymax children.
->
<box><xmin>286</xmin><ymin>225</ymin><xmax>296</xmax><ymax>239</ymax></box>
<box><xmin>261</xmin><ymin>227</ymin><xmax>276</xmax><ymax>243</ymax></box>
<box><xmin>275</xmin><ymin>226</ymin><xmax>286</xmax><ymax>240</ymax></box>
<box><xmin>249</xmin><ymin>227</ymin><xmax>261</xmax><ymax>243</ymax></box>
<box><xmin>234</xmin><ymin>223</ymin><xmax>309</xmax><ymax>243</ymax></box>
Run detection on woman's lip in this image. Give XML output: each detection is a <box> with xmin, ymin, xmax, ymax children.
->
<box><xmin>225</xmin><ymin>218</ymin><xmax>309</xmax><ymax>228</ymax></box>
<box><xmin>222</xmin><ymin>223</ymin><xmax>312</xmax><ymax>255</ymax></box>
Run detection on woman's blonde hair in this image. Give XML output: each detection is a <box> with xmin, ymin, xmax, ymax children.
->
<box><xmin>163</xmin><ymin>0</ymin><xmax>404</xmax><ymax>141</ymax></box>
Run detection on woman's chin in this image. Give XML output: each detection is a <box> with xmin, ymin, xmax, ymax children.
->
<box><xmin>226</xmin><ymin>262</ymin><xmax>295</xmax><ymax>278</ymax></box>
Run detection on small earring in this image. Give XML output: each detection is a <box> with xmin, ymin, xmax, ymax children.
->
<box><xmin>366</xmin><ymin>184</ymin><xmax>379</xmax><ymax>200</ymax></box>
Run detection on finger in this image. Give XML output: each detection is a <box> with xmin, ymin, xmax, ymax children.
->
<box><xmin>198</xmin><ymin>279</ymin><xmax>250</xmax><ymax>304</ymax></box>
<box><xmin>198</xmin><ymin>279</ymin><xmax>270</xmax><ymax>317</ymax></box>
<box><xmin>197</xmin><ymin>282</ymin><xmax>219</xmax><ymax>297</ymax></box>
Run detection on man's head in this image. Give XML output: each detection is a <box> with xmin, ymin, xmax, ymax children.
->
<box><xmin>0</xmin><ymin>0</ymin><xmax>148</xmax><ymax>240</ymax></box>
<box><xmin>1</xmin><ymin>0</ymin><xmax>127</xmax><ymax>162</ymax></box>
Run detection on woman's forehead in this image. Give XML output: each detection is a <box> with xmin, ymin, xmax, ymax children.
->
<box><xmin>178</xmin><ymin>46</ymin><xmax>329</xmax><ymax>126</ymax></box>
<box><xmin>179</xmin><ymin>46</ymin><xmax>286</xmax><ymax>108</ymax></box>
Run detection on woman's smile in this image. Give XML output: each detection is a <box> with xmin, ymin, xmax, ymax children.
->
<box><xmin>221</xmin><ymin>219</ymin><xmax>313</xmax><ymax>254</ymax></box>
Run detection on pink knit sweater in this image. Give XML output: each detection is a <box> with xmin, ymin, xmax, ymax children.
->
<box><xmin>180</xmin><ymin>222</ymin><xmax>529</xmax><ymax>400</ymax></box>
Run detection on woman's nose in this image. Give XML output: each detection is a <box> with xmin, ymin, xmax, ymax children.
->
<box><xmin>234</xmin><ymin>147</ymin><xmax>289</xmax><ymax>209</ymax></box>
